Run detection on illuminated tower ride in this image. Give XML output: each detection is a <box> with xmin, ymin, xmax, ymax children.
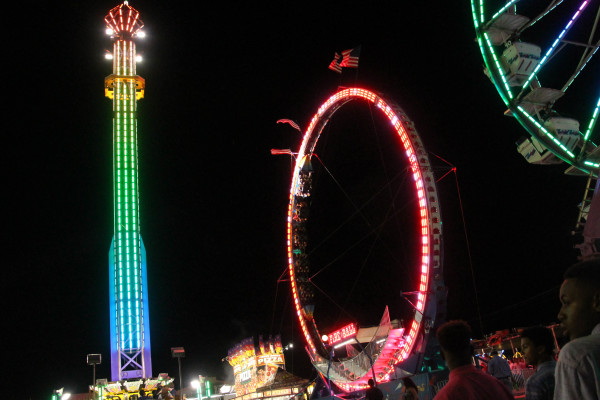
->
<box><xmin>104</xmin><ymin>2</ymin><xmax>152</xmax><ymax>381</ymax></box>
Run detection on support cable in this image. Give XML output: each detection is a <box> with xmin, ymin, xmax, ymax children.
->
<box><xmin>430</xmin><ymin>152</ymin><xmax>485</xmax><ymax>336</ymax></box>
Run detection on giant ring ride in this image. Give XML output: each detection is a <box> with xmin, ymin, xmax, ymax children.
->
<box><xmin>471</xmin><ymin>0</ymin><xmax>599</xmax><ymax>174</ymax></box>
<box><xmin>286</xmin><ymin>88</ymin><xmax>445</xmax><ymax>391</ymax></box>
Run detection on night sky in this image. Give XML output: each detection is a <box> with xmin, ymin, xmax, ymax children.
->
<box><xmin>7</xmin><ymin>1</ymin><xmax>596</xmax><ymax>399</ymax></box>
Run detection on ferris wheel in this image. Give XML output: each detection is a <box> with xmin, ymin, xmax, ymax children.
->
<box><xmin>284</xmin><ymin>88</ymin><xmax>445</xmax><ymax>391</ymax></box>
<box><xmin>471</xmin><ymin>0</ymin><xmax>599</xmax><ymax>174</ymax></box>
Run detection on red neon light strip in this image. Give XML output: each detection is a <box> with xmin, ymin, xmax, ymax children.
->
<box><xmin>288</xmin><ymin>88</ymin><xmax>434</xmax><ymax>389</ymax></box>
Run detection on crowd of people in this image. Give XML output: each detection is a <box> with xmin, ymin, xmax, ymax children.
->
<box><xmin>363</xmin><ymin>257</ymin><xmax>600</xmax><ymax>399</ymax></box>
<box><xmin>432</xmin><ymin>257</ymin><xmax>600</xmax><ymax>399</ymax></box>
<box><xmin>132</xmin><ymin>383</ymin><xmax>175</xmax><ymax>400</ymax></box>
<box><xmin>120</xmin><ymin>258</ymin><xmax>600</xmax><ymax>400</ymax></box>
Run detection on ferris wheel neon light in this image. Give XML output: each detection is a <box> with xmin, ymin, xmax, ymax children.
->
<box><xmin>471</xmin><ymin>0</ymin><xmax>599</xmax><ymax>172</ymax></box>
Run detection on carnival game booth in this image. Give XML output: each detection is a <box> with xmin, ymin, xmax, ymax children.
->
<box><xmin>227</xmin><ymin>336</ymin><xmax>313</xmax><ymax>400</ymax></box>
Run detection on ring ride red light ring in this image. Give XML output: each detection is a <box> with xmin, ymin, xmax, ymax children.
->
<box><xmin>286</xmin><ymin>88</ymin><xmax>443</xmax><ymax>384</ymax></box>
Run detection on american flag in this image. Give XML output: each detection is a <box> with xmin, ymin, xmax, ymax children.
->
<box><xmin>270</xmin><ymin>149</ymin><xmax>293</xmax><ymax>155</ymax></box>
<box><xmin>277</xmin><ymin>118</ymin><xmax>301</xmax><ymax>132</ymax></box>
<box><xmin>328</xmin><ymin>52</ymin><xmax>343</xmax><ymax>73</ymax></box>
<box><xmin>340</xmin><ymin>47</ymin><xmax>360</xmax><ymax>68</ymax></box>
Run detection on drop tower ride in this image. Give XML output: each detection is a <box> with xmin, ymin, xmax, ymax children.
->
<box><xmin>104</xmin><ymin>2</ymin><xmax>152</xmax><ymax>381</ymax></box>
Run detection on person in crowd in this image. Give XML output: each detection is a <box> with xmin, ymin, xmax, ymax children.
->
<box><xmin>365</xmin><ymin>378</ymin><xmax>383</xmax><ymax>400</ymax></box>
<box><xmin>401</xmin><ymin>377</ymin><xmax>418</xmax><ymax>400</ymax></box>
<box><xmin>153</xmin><ymin>384</ymin><xmax>162</xmax><ymax>399</ymax></box>
<box><xmin>138</xmin><ymin>383</ymin><xmax>148</xmax><ymax>400</ymax></box>
<box><xmin>434</xmin><ymin>320</ymin><xmax>514</xmax><ymax>399</ymax></box>
<box><xmin>520</xmin><ymin>326</ymin><xmax>556</xmax><ymax>400</ymax></box>
<box><xmin>158</xmin><ymin>386</ymin><xmax>174</xmax><ymax>400</ymax></box>
<box><xmin>487</xmin><ymin>350</ymin><xmax>514</xmax><ymax>392</ymax></box>
<box><xmin>554</xmin><ymin>258</ymin><xmax>600</xmax><ymax>399</ymax></box>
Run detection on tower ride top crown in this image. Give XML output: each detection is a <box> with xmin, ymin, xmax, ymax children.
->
<box><xmin>104</xmin><ymin>1</ymin><xmax>145</xmax><ymax>100</ymax></box>
<box><xmin>105</xmin><ymin>1</ymin><xmax>144</xmax><ymax>39</ymax></box>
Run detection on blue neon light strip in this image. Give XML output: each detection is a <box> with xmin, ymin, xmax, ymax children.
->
<box><xmin>522</xmin><ymin>0</ymin><xmax>590</xmax><ymax>89</ymax></box>
<box><xmin>113</xmin><ymin>39</ymin><xmax>143</xmax><ymax>353</ymax></box>
<box><xmin>473</xmin><ymin>0</ymin><xmax>598</xmax><ymax>173</ymax></box>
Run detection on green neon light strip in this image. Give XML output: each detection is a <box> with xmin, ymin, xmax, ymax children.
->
<box><xmin>470</xmin><ymin>0</ymin><xmax>480</xmax><ymax>28</ymax></box>
<box><xmin>479</xmin><ymin>0</ymin><xmax>484</xmax><ymax>24</ymax></box>
<box><xmin>490</xmin><ymin>0</ymin><xmax>519</xmax><ymax>22</ymax></box>
<box><xmin>517</xmin><ymin>106</ymin><xmax>576</xmax><ymax>158</ymax></box>
<box><xmin>483</xmin><ymin>32</ymin><xmax>514</xmax><ymax>100</ymax></box>
<box><xmin>112</xmin><ymin>39</ymin><xmax>143</xmax><ymax>352</ymax></box>
<box><xmin>583</xmin><ymin>96</ymin><xmax>600</xmax><ymax>141</ymax></box>
<box><xmin>474</xmin><ymin>1</ymin><xmax>585</xmax><ymax>165</ymax></box>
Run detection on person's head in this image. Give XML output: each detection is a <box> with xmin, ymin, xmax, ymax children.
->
<box><xmin>436</xmin><ymin>320</ymin><xmax>473</xmax><ymax>369</ymax></box>
<box><xmin>520</xmin><ymin>326</ymin><xmax>555</xmax><ymax>366</ymax></box>
<box><xmin>558</xmin><ymin>258</ymin><xmax>600</xmax><ymax>341</ymax></box>
<box><xmin>367</xmin><ymin>378</ymin><xmax>375</xmax><ymax>388</ymax></box>
<box><xmin>401</xmin><ymin>377</ymin><xmax>417</xmax><ymax>392</ymax></box>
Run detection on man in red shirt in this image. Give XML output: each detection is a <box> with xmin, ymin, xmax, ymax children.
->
<box><xmin>434</xmin><ymin>320</ymin><xmax>514</xmax><ymax>400</ymax></box>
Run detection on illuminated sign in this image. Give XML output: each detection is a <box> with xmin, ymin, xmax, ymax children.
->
<box><xmin>327</xmin><ymin>323</ymin><xmax>357</xmax><ymax>346</ymax></box>
<box><xmin>257</xmin><ymin>354</ymin><xmax>284</xmax><ymax>366</ymax></box>
<box><xmin>227</xmin><ymin>335</ymin><xmax>286</xmax><ymax>397</ymax></box>
<box><xmin>240</xmin><ymin>370</ymin><xmax>252</xmax><ymax>383</ymax></box>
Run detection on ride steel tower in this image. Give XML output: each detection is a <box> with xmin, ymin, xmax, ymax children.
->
<box><xmin>104</xmin><ymin>2</ymin><xmax>152</xmax><ymax>381</ymax></box>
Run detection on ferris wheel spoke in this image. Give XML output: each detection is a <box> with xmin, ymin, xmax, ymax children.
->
<box><xmin>561</xmin><ymin>38</ymin><xmax>599</xmax><ymax>93</ymax></box>
<box><xmin>519</xmin><ymin>0</ymin><xmax>565</xmax><ymax>32</ymax></box>
<box><xmin>473</xmin><ymin>0</ymin><xmax>599</xmax><ymax>173</ymax></box>
<box><xmin>522</xmin><ymin>0</ymin><xmax>591</xmax><ymax>90</ymax></box>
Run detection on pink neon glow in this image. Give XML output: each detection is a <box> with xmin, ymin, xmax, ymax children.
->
<box><xmin>287</xmin><ymin>88</ymin><xmax>439</xmax><ymax>387</ymax></box>
<box><xmin>327</xmin><ymin>323</ymin><xmax>357</xmax><ymax>346</ymax></box>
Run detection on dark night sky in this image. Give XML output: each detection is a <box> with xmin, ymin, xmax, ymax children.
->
<box><xmin>6</xmin><ymin>1</ymin><xmax>596</xmax><ymax>399</ymax></box>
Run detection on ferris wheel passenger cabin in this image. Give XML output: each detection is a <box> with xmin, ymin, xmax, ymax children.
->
<box><xmin>484</xmin><ymin>11</ymin><xmax>529</xmax><ymax>45</ymax></box>
<box><xmin>517</xmin><ymin>116</ymin><xmax>581</xmax><ymax>164</ymax></box>
<box><xmin>502</xmin><ymin>42</ymin><xmax>541</xmax><ymax>87</ymax></box>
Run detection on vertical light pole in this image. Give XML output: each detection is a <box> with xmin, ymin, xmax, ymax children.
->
<box><xmin>283</xmin><ymin>343</ymin><xmax>294</xmax><ymax>372</ymax></box>
<box><xmin>171</xmin><ymin>347</ymin><xmax>186</xmax><ymax>395</ymax></box>
<box><xmin>87</xmin><ymin>354</ymin><xmax>102</xmax><ymax>400</ymax></box>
